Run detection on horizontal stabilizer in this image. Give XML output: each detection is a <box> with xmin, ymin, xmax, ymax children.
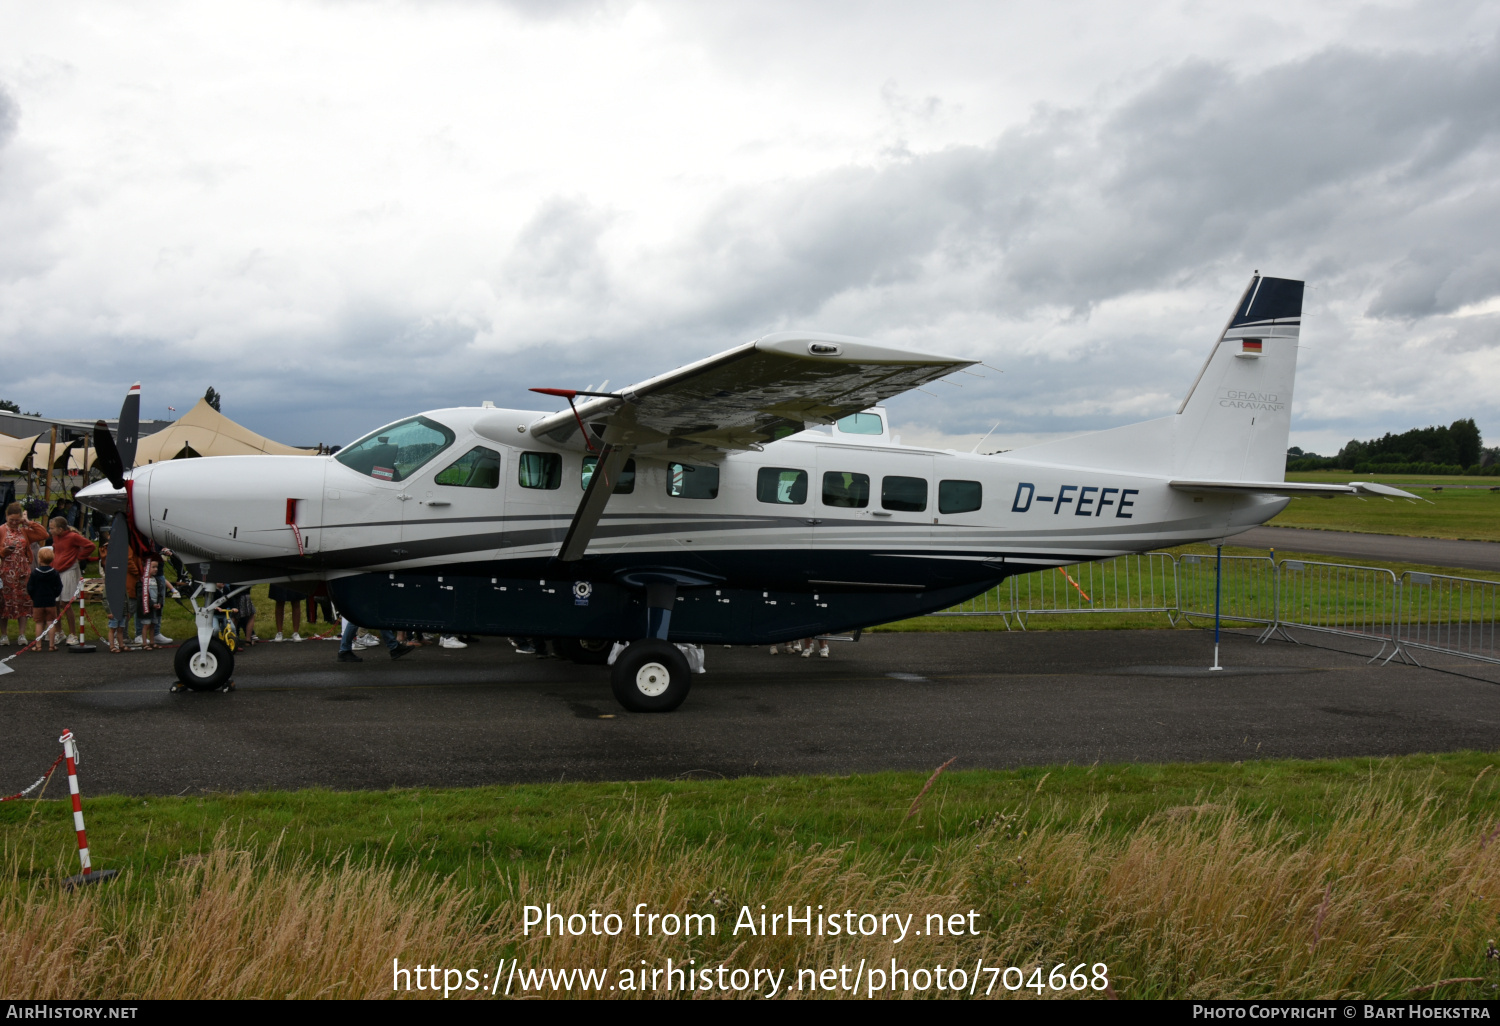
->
<box><xmin>1170</xmin><ymin>479</ymin><xmax>1420</xmax><ymax>500</ymax></box>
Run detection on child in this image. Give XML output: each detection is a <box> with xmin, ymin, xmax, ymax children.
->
<box><xmin>27</xmin><ymin>546</ymin><xmax>63</xmax><ymax>652</ymax></box>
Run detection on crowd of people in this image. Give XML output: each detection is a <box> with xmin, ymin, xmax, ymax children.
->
<box><xmin>1</xmin><ymin>497</ymin><xmax>104</xmax><ymax>650</ymax></box>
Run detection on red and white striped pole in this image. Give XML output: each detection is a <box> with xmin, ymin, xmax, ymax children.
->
<box><xmin>59</xmin><ymin>728</ymin><xmax>116</xmax><ymax>888</ymax></box>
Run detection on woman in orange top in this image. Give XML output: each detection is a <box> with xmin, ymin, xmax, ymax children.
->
<box><xmin>2</xmin><ymin>502</ymin><xmax>50</xmax><ymax>646</ymax></box>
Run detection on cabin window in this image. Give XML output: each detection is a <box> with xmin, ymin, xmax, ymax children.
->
<box><xmin>756</xmin><ymin>467</ymin><xmax>807</xmax><ymax>505</ymax></box>
<box><xmin>435</xmin><ymin>446</ymin><xmax>502</xmax><ymax>489</ymax></box>
<box><xmin>667</xmin><ymin>462</ymin><xmax>719</xmax><ymax>499</ymax></box>
<box><xmin>939</xmin><ymin>480</ymin><xmax>982</xmax><ymax>514</ymax></box>
<box><xmin>518</xmin><ymin>452</ymin><xmax>562</xmax><ymax>490</ymax></box>
<box><xmin>335</xmin><ymin>416</ymin><xmax>455</xmax><ymax>483</ymax></box>
<box><xmin>837</xmin><ymin>413</ymin><xmax>883</xmax><ymax>435</ymax></box>
<box><xmin>881</xmin><ymin>475</ymin><xmax>928</xmax><ymax>512</ymax></box>
<box><xmin>581</xmin><ymin>455</ymin><xmax>636</xmax><ymax>494</ymax></box>
<box><xmin>822</xmin><ymin>471</ymin><xmax>870</xmax><ymax>508</ymax></box>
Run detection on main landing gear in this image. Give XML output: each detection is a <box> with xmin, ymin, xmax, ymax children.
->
<box><xmin>606</xmin><ymin>578</ymin><xmax>692</xmax><ymax>713</ymax></box>
<box><xmin>610</xmin><ymin>639</ymin><xmax>692</xmax><ymax>712</ymax></box>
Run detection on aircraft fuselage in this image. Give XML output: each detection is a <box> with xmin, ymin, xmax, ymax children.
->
<box><xmin>128</xmin><ymin>405</ymin><xmax>1284</xmax><ymax>644</ymax></box>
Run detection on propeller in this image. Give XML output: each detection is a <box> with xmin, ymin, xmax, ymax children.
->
<box><xmin>99</xmin><ymin>383</ymin><xmax>142</xmax><ymax>623</ymax></box>
<box><xmin>92</xmin><ymin>422</ymin><xmax>125</xmax><ymax>489</ymax></box>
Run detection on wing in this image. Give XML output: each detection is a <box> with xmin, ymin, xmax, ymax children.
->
<box><xmin>1169</xmin><ymin>479</ymin><xmax>1421</xmax><ymax>500</ymax></box>
<box><xmin>527</xmin><ymin>331</ymin><xmax>976</xmax><ymax>456</ymax></box>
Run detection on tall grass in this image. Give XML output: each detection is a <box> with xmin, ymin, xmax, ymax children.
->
<box><xmin>3</xmin><ymin>771</ymin><xmax>1498</xmax><ymax>999</ymax></box>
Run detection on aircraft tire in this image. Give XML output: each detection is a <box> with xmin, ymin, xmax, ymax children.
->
<box><xmin>610</xmin><ymin>639</ymin><xmax>691</xmax><ymax>712</ymax></box>
<box><xmin>174</xmin><ymin>637</ymin><xmax>235</xmax><ymax>691</ymax></box>
<box><xmin>558</xmin><ymin>637</ymin><xmax>613</xmax><ymax>665</ymax></box>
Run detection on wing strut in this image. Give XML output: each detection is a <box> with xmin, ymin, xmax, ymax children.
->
<box><xmin>558</xmin><ymin>443</ymin><xmax>635</xmax><ymax>562</ymax></box>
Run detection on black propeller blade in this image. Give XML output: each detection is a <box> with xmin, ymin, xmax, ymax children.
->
<box><xmin>92</xmin><ymin>421</ymin><xmax>125</xmax><ymax>489</ymax></box>
<box><xmin>102</xmin><ymin>383</ymin><xmax>142</xmax><ymax>623</ymax></box>
<box><xmin>105</xmin><ymin>512</ymin><xmax>128</xmax><ymax>623</ymax></box>
<box><xmin>117</xmin><ymin>382</ymin><xmax>140</xmax><ymax>469</ymax></box>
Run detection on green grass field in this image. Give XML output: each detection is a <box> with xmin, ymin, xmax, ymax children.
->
<box><xmin>5</xmin><ymin>754</ymin><xmax>1500</xmax><ymax>998</ymax></box>
<box><xmin>1275</xmin><ymin>472</ymin><xmax>1500</xmax><ymax>541</ymax></box>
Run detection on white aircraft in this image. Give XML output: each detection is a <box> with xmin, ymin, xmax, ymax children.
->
<box><xmin>79</xmin><ymin>274</ymin><xmax>1412</xmax><ymax>710</ymax></box>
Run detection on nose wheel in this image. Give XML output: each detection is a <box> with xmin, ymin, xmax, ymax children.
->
<box><xmin>174</xmin><ymin>637</ymin><xmax>236</xmax><ymax>691</ymax></box>
<box><xmin>610</xmin><ymin>639</ymin><xmax>691</xmax><ymax>712</ymax></box>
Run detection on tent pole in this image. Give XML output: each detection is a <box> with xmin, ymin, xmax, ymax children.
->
<box><xmin>44</xmin><ymin>427</ymin><xmax>57</xmax><ymax>505</ymax></box>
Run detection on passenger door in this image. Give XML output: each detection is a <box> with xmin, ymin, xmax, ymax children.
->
<box><xmin>402</xmin><ymin>444</ymin><xmax>506</xmax><ymax>561</ymax></box>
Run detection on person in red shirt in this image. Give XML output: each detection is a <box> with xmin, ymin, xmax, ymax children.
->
<box><xmin>48</xmin><ymin>517</ymin><xmax>97</xmax><ymax>645</ymax></box>
<box><xmin>1</xmin><ymin>503</ymin><xmax>49</xmax><ymax>646</ymax></box>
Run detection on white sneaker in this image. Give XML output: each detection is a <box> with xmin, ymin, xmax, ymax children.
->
<box><xmin>769</xmin><ymin>645</ymin><xmax>779</xmax><ymax>655</ymax></box>
<box><xmin>133</xmin><ymin>636</ymin><xmax>143</xmax><ymax>646</ymax></box>
<box><xmin>153</xmin><ymin>633</ymin><xmax>173</xmax><ymax>645</ymax></box>
<box><xmin>439</xmin><ymin>635</ymin><xmax>467</xmax><ymax>649</ymax></box>
<box><xmin>819</xmin><ymin>644</ymin><xmax>830</xmax><ymax>658</ymax></box>
<box><xmin>802</xmin><ymin>645</ymin><xmax>813</xmax><ymax>658</ymax></box>
<box><xmin>357</xmin><ymin>632</ymin><xmax>380</xmax><ymax>647</ymax></box>
<box><xmin>66</xmin><ymin>634</ymin><xmax>78</xmax><ymax>646</ymax></box>
<box><xmin>0</xmin><ymin>636</ymin><xmax>8</xmax><ymax>646</ymax></box>
<box><xmin>292</xmin><ymin>632</ymin><xmax>303</xmax><ymax>642</ymax></box>
<box><xmin>274</xmin><ymin>632</ymin><xmax>284</xmax><ymax>642</ymax></box>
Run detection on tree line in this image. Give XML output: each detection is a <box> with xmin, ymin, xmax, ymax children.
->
<box><xmin>1288</xmin><ymin>418</ymin><xmax>1499</xmax><ymax>475</ymax></box>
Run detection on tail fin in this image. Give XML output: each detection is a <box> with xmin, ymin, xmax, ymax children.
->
<box><xmin>1005</xmin><ymin>274</ymin><xmax>1303</xmax><ymax>479</ymax></box>
<box><xmin>1173</xmin><ymin>274</ymin><xmax>1302</xmax><ymax>480</ymax></box>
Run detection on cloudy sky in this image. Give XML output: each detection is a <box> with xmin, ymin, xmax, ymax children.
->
<box><xmin>1</xmin><ymin>0</ymin><xmax>1497</xmax><ymax>455</ymax></box>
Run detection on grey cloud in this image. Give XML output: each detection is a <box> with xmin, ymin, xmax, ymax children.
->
<box><xmin>0</xmin><ymin>89</ymin><xmax>15</xmax><ymax>153</ymax></box>
<box><xmin>503</xmin><ymin>196</ymin><xmax>612</xmax><ymax>300</ymax></box>
<box><xmin>664</xmin><ymin>40</ymin><xmax>1500</xmax><ymax>338</ymax></box>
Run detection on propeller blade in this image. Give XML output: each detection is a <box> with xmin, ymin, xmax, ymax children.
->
<box><xmin>117</xmin><ymin>382</ymin><xmax>141</xmax><ymax>469</ymax></box>
<box><xmin>105</xmin><ymin>513</ymin><xmax>129</xmax><ymax>622</ymax></box>
<box><xmin>92</xmin><ymin>421</ymin><xmax>125</xmax><ymax>489</ymax></box>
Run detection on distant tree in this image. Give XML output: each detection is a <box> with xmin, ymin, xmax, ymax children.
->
<box><xmin>1336</xmin><ymin>439</ymin><xmax>1366</xmax><ymax>470</ymax></box>
<box><xmin>204</xmin><ymin>387</ymin><xmax>221</xmax><ymax>412</ymax></box>
<box><xmin>1287</xmin><ymin>446</ymin><xmax>1304</xmax><ymax>456</ymax></box>
<box><xmin>1450</xmin><ymin>418</ymin><xmax>1482</xmax><ymax>467</ymax></box>
<box><xmin>0</xmin><ymin>398</ymin><xmax>40</xmax><ymax>416</ymax></box>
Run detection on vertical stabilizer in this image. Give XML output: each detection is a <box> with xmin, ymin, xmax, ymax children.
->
<box><xmin>1173</xmin><ymin>275</ymin><xmax>1302</xmax><ymax>481</ymax></box>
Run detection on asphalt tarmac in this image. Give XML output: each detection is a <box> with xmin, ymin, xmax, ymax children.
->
<box><xmin>2</xmin><ymin>629</ymin><xmax>1496</xmax><ymax>796</ymax></box>
<box><xmin>1236</xmin><ymin>526</ymin><xmax>1500</xmax><ymax>572</ymax></box>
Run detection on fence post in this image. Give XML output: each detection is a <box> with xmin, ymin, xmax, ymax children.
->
<box><xmin>1211</xmin><ymin>544</ymin><xmax>1224</xmax><ymax>670</ymax></box>
<box><xmin>60</xmin><ymin>728</ymin><xmax>117</xmax><ymax>889</ymax></box>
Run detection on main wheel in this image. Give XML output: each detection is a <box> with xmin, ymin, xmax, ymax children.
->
<box><xmin>557</xmin><ymin>637</ymin><xmax>614</xmax><ymax>665</ymax></box>
<box><xmin>610</xmin><ymin>639</ymin><xmax>691</xmax><ymax>712</ymax></box>
<box><xmin>173</xmin><ymin>636</ymin><xmax>235</xmax><ymax>691</ymax></box>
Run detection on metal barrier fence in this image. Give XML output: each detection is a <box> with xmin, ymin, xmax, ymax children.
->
<box><xmin>1175</xmin><ymin>554</ymin><xmax>1278</xmax><ymax>628</ymax></box>
<box><xmin>928</xmin><ymin>550</ymin><xmax>1500</xmax><ymax>673</ymax></box>
<box><xmin>1396</xmin><ymin>571</ymin><xmax>1500</xmax><ymax>667</ymax></box>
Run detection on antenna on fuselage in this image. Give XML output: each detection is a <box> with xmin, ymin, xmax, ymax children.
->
<box><xmin>970</xmin><ymin>421</ymin><xmax>1001</xmax><ymax>453</ymax></box>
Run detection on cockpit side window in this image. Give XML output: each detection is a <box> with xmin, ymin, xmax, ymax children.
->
<box><xmin>336</xmin><ymin>416</ymin><xmax>456</xmax><ymax>482</ymax></box>
<box><xmin>435</xmin><ymin>446</ymin><xmax>502</xmax><ymax>488</ymax></box>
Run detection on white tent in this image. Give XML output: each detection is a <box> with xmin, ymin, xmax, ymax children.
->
<box><xmin>0</xmin><ymin>433</ymin><xmax>38</xmax><ymax>472</ymax></box>
<box><xmin>132</xmin><ymin>399</ymin><xmax>315</xmax><ymax>465</ymax></box>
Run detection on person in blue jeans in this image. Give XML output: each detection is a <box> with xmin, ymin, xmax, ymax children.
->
<box><xmin>336</xmin><ymin>617</ymin><xmax>412</xmax><ymax>662</ymax></box>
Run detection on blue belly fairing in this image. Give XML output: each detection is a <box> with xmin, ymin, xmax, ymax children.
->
<box><xmin>327</xmin><ymin>548</ymin><xmax>1009</xmax><ymax>644</ymax></box>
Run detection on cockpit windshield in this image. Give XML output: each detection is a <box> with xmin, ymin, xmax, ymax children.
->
<box><xmin>335</xmin><ymin>416</ymin><xmax>455</xmax><ymax>482</ymax></box>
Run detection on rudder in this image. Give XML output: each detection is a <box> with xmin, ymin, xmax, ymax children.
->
<box><xmin>1173</xmin><ymin>274</ymin><xmax>1303</xmax><ymax>481</ymax></box>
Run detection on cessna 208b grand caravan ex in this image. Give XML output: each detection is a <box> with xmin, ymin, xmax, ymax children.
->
<box><xmin>78</xmin><ymin>274</ymin><xmax>1413</xmax><ymax>710</ymax></box>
